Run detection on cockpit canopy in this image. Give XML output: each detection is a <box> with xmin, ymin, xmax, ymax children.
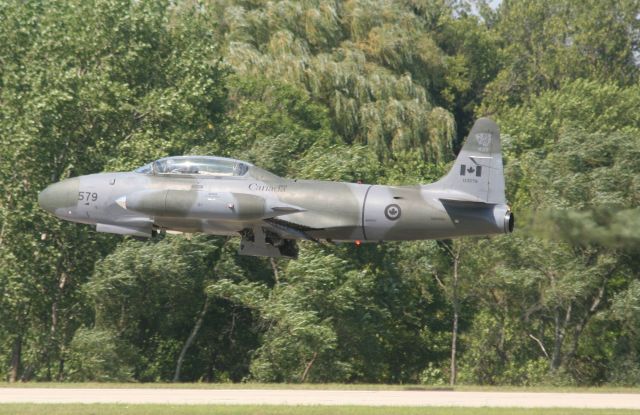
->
<box><xmin>134</xmin><ymin>156</ymin><xmax>251</xmax><ymax>177</ymax></box>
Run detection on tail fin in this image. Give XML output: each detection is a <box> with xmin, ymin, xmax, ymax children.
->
<box><xmin>430</xmin><ymin>117</ymin><xmax>506</xmax><ymax>204</ymax></box>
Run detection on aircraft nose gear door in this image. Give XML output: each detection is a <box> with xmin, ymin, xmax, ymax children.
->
<box><xmin>362</xmin><ymin>185</ymin><xmax>402</xmax><ymax>241</ymax></box>
<box><xmin>238</xmin><ymin>227</ymin><xmax>299</xmax><ymax>259</ymax></box>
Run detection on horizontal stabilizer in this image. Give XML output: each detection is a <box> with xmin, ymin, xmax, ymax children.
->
<box><xmin>438</xmin><ymin>198</ymin><xmax>496</xmax><ymax>208</ymax></box>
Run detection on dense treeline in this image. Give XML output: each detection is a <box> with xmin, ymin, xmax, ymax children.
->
<box><xmin>1</xmin><ymin>0</ymin><xmax>639</xmax><ymax>385</ymax></box>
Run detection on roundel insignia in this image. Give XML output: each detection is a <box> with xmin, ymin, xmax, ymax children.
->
<box><xmin>384</xmin><ymin>204</ymin><xmax>401</xmax><ymax>221</ymax></box>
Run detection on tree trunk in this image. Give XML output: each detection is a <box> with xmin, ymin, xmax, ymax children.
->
<box><xmin>10</xmin><ymin>336</ymin><xmax>22</xmax><ymax>383</ymax></box>
<box><xmin>568</xmin><ymin>279</ymin><xmax>608</xmax><ymax>362</ymax></box>
<box><xmin>49</xmin><ymin>270</ymin><xmax>68</xmax><ymax>381</ymax></box>
<box><xmin>0</xmin><ymin>220</ymin><xmax>6</xmax><ymax>248</ymax></box>
<box><xmin>434</xmin><ymin>242</ymin><xmax>464</xmax><ymax>386</ymax></box>
<box><xmin>300</xmin><ymin>352</ymin><xmax>318</xmax><ymax>383</ymax></box>
<box><xmin>450</xmin><ymin>306</ymin><xmax>459</xmax><ymax>386</ymax></box>
<box><xmin>57</xmin><ymin>359</ymin><xmax>65</xmax><ymax>381</ymax></box>
<box><xmin>205</xmin><ymin>351</ymin><xmax>216</xmax><ymax>383</ymax></box>
<box><xmin>173</xmin><ymin>296</ymin><xmax>210</xmax><ymax>382</ymax></box>
<box><xmin>450</xmin><ymin>247</ymin><xmax>460</xmax><ymax>386</ymax></box>
<box><xmin>57</xmin><ymin>346</ymin><xmax>65</xmax><ymax>382</ymax></box>
<box><xmin>270</xmin><ymin>258</ymin><xmax>279</xmax><ymax>284</ymax></box>
<box><xmin>0</xmin><ymin>194</ymin><xmax>12</xmax><ymax>248</ymax></box>
<box><xmin>551</xmin><ymin>303</ymin><xmax>571</xmax><ymax>372</ymax></box>
<box><xmin>551</xmin><ymin>308</ymin><xmax>562</xmax><ymax>371</ymax></box>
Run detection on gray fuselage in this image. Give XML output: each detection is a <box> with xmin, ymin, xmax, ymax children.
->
<box><xmin>39</xmin><ymin>167</ymin><xmax>511</xmax><ymax>242</ymax></box>
<box><xmin>38</xmin><ymin>118</ymin><xmax>514</xmax><ymax>258</ymax></box>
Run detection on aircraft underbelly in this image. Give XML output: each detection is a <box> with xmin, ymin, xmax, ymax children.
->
<box><xmin>152</xmin><ymin>217</ymin><xmax>246</xmax><ymax>235</ymax></box>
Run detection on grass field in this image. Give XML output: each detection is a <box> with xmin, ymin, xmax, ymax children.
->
<box><xmin>0</xmin><ymin>405</ymin><xmax>639</xmax><ymax>415</ymax></box>
<box><xmin>1</xmin><ymin>382</ymin><xmax>639</xmax><ymax>394</ymax></box>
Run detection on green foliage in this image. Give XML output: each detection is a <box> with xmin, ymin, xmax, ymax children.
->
<box><xmin>606</xmin><ymin>280</ymin><xmax>640</xmax><ymax>386</ymax></box>
<box><xmin>86</xmin><ymin>235</ymin><xmax>224</xmax><ymax>381</ymax></box>
<box><xmin>499</xmin><ymin>80</ymin><xmax>640</xmax><ymax>158</ymax></box>
<box><xmin>213</xmin><ymin>0</ymin><xmax>460</xmax><ymax>162</ymax></box>
<box><xmin>431</xmin><ymin>6</ymin><xmax>501</xmax><ymax>133</ymax></box>
<box><xmin>207</xmin><ymin>243</ymin><xmax>450</xmax><ymax>383</ymax></box>
<box><xmin>65</xmin><ymin>328</ymin><xmax>134</xmax><ymax>382</ymax></box>
<box><xmin>462</xmin><ymin>77</ymin><xmax>640</xmax><ymax>385</ymax></box>
<box><xmin>419</xmin><ymin>362</ymin><xmax>446</xmax><ymax>386</ymax></box>
<box><xmin>499</xmin><ymin>81</ymin><xmax>640</xmax><ymax>250</ymax></box>
<box><xmin>0</xmin><ymin>0</ymin><xmax>228</xmax><ymax>381</ymax></box>
<box><xmin>214</xmin><ymin>76</ymin><xmax>335</xmax><ymax>176</ymax></box>
<box><xmin>482</xmin><ymin>0</ymin><xmax>640</xmax><ymax>111</ymax></box>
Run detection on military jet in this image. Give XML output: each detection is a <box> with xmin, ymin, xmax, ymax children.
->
<box><xmin>38</xmin><ymin>117</ymin><xmax>513</xmax><ymax>258</ymax></box>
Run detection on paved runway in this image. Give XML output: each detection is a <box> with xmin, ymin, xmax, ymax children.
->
<box><xmin>1</xmin><ymin>388</ymin><xmax>640</xmax><ymax>408</ymax></box>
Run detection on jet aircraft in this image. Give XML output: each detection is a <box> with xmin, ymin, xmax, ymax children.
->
<box><xmin>38</xmin><ymin>117</ymin><xmax>514</xmax><ymax>258</ymax></box>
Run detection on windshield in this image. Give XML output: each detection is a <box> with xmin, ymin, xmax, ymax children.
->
<box><xmin>135</xmin><ymin>163</ymin><xmax>153</xmax><ymax>174</ymax></box>
<box><xmin>134</xmin><ymin>156</ymin><xmax>250</xmax><ymax>177</ymax></box>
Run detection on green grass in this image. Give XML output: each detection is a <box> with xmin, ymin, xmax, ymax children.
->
<box><xmin>1</xmin><ymin>382</ymin><xmax>639</xmax><ymax>394</ymax></box>
<box><xmin>0</xmin><ymin>405</ymin><xmax>638</xmax><ymax>415</ymax></box>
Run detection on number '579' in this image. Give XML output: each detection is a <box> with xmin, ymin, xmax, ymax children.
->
<box><xmin>78</xmin><ymin>192</ymin><xmax>98</xmax><ymax>202</ymax></box>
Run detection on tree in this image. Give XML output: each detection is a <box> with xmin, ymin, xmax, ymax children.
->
<box><xmin>607</xmin><ymin>280</ymin><xmax>640</xmax><ymax>385</ymax></box>
<box><xmin>87</xmin><ymin>235</ymin><xmax>216</xmax><ymax>381</ymax></box>
<box><xmin>210</xmin><ymin>0</ymin><xmax>458</xmax><ymax>162</ymax></box>
<box><xmin>459</xmin><ymin>80</ymin><xmax>640</xmax><ymax>384</ymax></box>
<box><xmin>0</xmin><ymin>0</ymin><xmax>228</xmax><ymax>381</ymax></box>
<box><xmin>482</xmin><ymin>0</ymin><xmax>640</xmax><ymax>111</ymax></box>
<box><xmin>412</xmin><ymin>238</ymin><xmax>481</xmax><ymax>386</ymax></box>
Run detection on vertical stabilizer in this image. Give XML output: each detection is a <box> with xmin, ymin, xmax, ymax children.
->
<box><xmin>430</xmin><ymin>118</ymin><xmax>506</xmax><ymax>204</ymax></box>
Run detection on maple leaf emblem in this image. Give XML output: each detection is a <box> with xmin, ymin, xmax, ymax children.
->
<box><xmin>384</xmin><ymin>204</ymin><xmax>401</xmax><ymax>220</ymax></box>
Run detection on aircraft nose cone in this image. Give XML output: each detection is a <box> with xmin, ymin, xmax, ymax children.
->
<box><xmin>38</xmin><ymin>178</ymin><xmax>80</xmax><ymax>215</ymax></box>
